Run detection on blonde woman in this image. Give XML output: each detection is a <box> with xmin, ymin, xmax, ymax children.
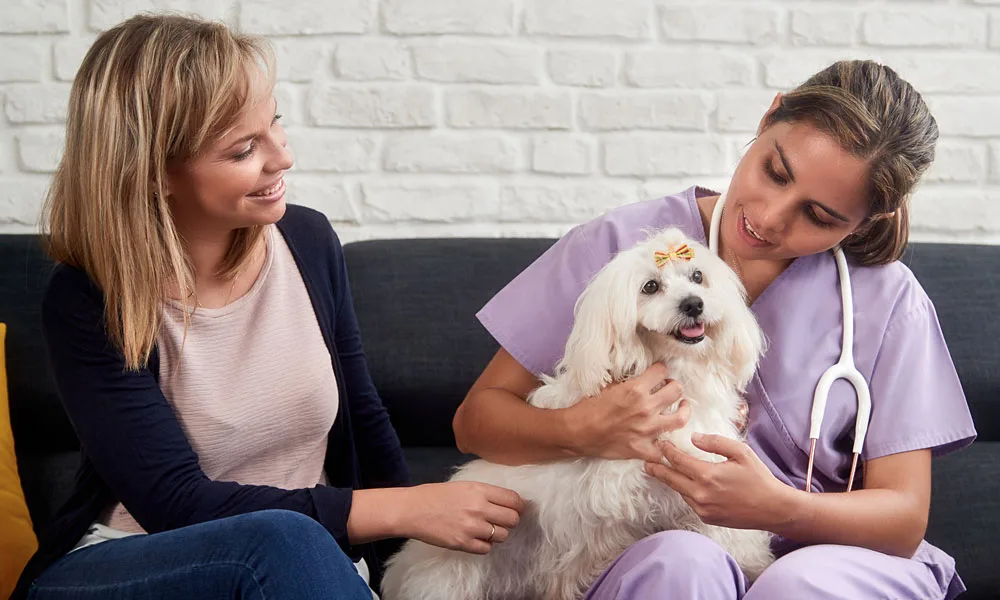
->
<box><xmin>13</xmin><ymin>14</ymin><xmax>523</xmax><ymax>600</ymax></box>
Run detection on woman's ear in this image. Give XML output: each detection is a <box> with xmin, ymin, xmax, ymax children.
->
<box><xmin>756</xmin><ymin>92</ymin><xmax>783</xmax><ymax>137</ymax></box>
<box><xmin>154</xmin><ymin>181</ymin><xmax>172</xmax><ymax>200</ymax></box>
<box><xmin>848</xmin><ymin>217</ymin><xmax>875</xmax><ymax>239</ymax></box>
<box><xmin>162</xmin><ymin>159</ymin><xmax>187</xmax><ymax>199</ymax></box>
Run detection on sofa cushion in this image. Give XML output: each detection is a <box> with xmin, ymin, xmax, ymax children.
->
<box><xmin>0</xmin><ymin>323</ymin><xmax>39</xmax><ymax>598</ymax></box>
<box><xmin>902</xmin><ymin>244</ymin><xmax>1000</xmax><ymax>440</ymax></box>
<box><xmin>926</xmin><ymin>441</ymin><xmax>1000</xmax><ymax>600</ymax></box>
<box><xmin>401</xmin><ymin>447</ymin><xmax>473</xmax><ymax>486</ymax></box>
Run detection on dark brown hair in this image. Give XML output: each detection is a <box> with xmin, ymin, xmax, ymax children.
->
<box><xmin>762</xmin><ymin>60</ymin><xmax>938</xmax><ymax>266</ymax></box>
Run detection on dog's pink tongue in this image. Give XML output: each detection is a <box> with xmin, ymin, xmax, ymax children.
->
<box><xmin>680</xmin><ymin>323</ymin><xmax>705</xmax><ymax>338</ymax></box>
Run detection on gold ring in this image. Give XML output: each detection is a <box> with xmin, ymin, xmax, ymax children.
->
<box><xmin>486</xmin><ymin>523</ymin><xmax>496</xmax><ymax>543</ymax></box>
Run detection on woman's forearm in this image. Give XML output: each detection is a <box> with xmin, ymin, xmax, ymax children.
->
<box><xmin>769</xmin><ymin>485</ymin><xmax>927</xmax><ymax>558</ymax></box>
<box><xmin>453</xmin><ymin>387</ymin><xmax>581</xmax><ymax>465</ymax></box>
<box><xmin>346</xmin><ymin>487</ymin><xmax>409</xmax><ymax>544</ymax></box>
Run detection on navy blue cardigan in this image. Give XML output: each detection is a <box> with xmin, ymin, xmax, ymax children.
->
<box><xmin>14</xmin><ymin>205</ymin><xmax>411</xmax><ymax>598</ymax></box>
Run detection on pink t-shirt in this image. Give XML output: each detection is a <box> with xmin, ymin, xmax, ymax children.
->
<box><xmin>103</xmin><ymin>225</ymin><xmax>339</xmax><ymax>533</ymax></box>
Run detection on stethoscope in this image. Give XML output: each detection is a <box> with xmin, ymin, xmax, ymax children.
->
<box><xmin>709</xmin><ymin>192</ymin><xmax>872</xmax><ymax>493</ymax></box>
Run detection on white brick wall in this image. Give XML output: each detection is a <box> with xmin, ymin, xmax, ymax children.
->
<box><xmin>1</xmin><ymin>0</ymin><xmax>999</xmax><ymax>244</ymax></box>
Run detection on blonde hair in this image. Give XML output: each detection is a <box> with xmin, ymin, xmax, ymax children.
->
<box><xmin>762</xmin><ymin>60</ymin><xmax>938</xmax><ymax>266</ymax></box>
<box><xmin>43</xmin><ymin>13</ymin><xmax>276</xmax><ymax>370</ymax></box>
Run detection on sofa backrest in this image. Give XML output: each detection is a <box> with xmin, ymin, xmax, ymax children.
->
<box><xmin>343</xmin><ymin>238</ymin><xmax>554</xmax><ymax>449</ymax></box>
<box><xmin>4</xmin><ymin>233</ymin><xmax>1000</xmax><ymax>502</ymax></box>
<box><xmin>344</xmin><ymin>238</ymin><xmax>1000</xmax><ymax>447</ymax></box>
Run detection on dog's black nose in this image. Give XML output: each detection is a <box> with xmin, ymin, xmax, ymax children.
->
<box><xmin>680</xmin><ymin>296</ymin><xmax>704</xmax><ymax>317</ymax></box>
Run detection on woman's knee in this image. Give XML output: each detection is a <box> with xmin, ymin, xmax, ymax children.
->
<box><xmin>236</xmin><ymin>509</ymin><xmax>331</xmax><ymax>542</ymax></box>
<box><xmin>632</xmin><ymin>530</ymin><xmax>737</xmax><ymax>571</ymax></box>
<box><xmin>222</xmin><ymin>510</ymin><xmax>371</xmax><ymax>598</ymax></box>
<box><xmin>745</xmin><ymin>545</ymin><xmax>847</xmax><ymax>599</ymax></box>
<box><xmin>587</xmin><ymin>530</ymin><xmax>744</xmax><ymax>600</ymax></box>
<box><xmin>231</xmin><ymin>510</ymin><xmax>346</xmax><ymax>564</ymax></box>
<box><xmin>745</xmin><ymin>544</ymin><xmax>945</xmax><ymax>600</ymax></box>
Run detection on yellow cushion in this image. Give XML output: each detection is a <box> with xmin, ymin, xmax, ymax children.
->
<box><xmin>0</xmin><ymin>323</ymin><xmax>38</xmax><ymax>598</ymax></box>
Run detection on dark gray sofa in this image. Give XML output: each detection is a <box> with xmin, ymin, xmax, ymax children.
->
<box><xmin>2</xmin><ymin>233</ymin><xmax>998</xmax><ymax>598</ymax></box>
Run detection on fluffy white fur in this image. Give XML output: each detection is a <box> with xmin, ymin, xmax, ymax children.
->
<box><xmin>382</xmin><ymin>228</ymin><xmax>774</xmax><ymax>600</ymax></box>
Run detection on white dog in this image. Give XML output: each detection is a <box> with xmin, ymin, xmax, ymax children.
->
<box><xmin>381</xmin><ymin>228</ymin><xmax>774</xmax><ymax>600</ymax></box>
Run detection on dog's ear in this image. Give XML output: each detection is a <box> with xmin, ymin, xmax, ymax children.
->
<box><xmin>561</xmin><ymin>258</ymin><xmax>646</xmax><ymax>396</ymax></box>
<box><xmin>714</xmin><ymin>269</ymin><xmax>765</xmax><ymax>390</ymax></box>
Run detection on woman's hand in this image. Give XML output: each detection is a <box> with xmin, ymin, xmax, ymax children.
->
<box><xmin>569</xmin><ymin>363</ymin><xmax>691</xmax><ymax>463</ymax></box>
<box><xmin>644</xmin><ymin>433</ymin><xmax>790</xmax><ymax>530</ymax></box>
<box><xmin>399</xmin><ymin>482</ymin><xmax>525</xmax><ymax>554</ymax></box>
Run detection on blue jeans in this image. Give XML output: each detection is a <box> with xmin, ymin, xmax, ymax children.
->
<box><xmin>26</xmin><ymin>510</ymin><xmax>374</xmax><ymax>600</ymax></box>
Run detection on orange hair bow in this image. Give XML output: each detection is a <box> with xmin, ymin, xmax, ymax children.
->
<box><xmin>654</xmin><ymin>244</ymin><xmax>695</xmax><ymax>268</ymax></box>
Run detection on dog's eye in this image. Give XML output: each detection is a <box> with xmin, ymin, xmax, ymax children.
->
<box><xmin>690</xmin><ymin>270</ymin><xmax>703</xmax><ymax>284</ymax></box>
<box><xmin>641</xmin><ymin>280</ymin><xmax>660</xmax><ymax>295</ymax></box>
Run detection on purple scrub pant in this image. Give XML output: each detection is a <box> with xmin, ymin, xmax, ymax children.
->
<box><xmin>584</xmin><ymin>531</ymin><xmax>960</xmax><ymax>600</ymax></box>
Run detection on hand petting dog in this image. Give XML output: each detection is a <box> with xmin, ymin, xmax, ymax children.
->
<box><xmin>569</xmin><ymin>363</ymin><xmax>692</xmax><ymax>464</ymax></box>
<box><xmin>646</xmin><ymin>434</ymin><xmax>791</xmax><ymax>531</ymax></box>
